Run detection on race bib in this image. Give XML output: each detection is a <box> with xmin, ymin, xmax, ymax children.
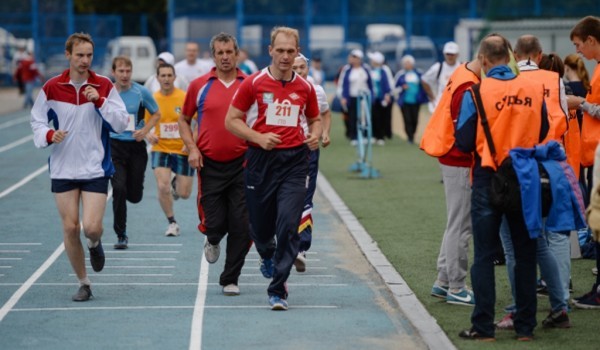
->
<box><xmin>160</xmin><ymin>122</ymin><xmax>180</xmax><ymax>139</ymax></box>
<box><xmin>126</xmin><ymin>114</ymin><xmax>136</xmax><ymax>131</ymax></box>
<box><xmin>266</xmin><ymin>101</ymin><xmax>299</xmax><ymax>127</ymax></box>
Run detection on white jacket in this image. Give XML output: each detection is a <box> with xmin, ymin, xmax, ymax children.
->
<box><xmin>31</xmin><ymin>69</ymin><xmax>129</xmax><ymax>180</ymax></box>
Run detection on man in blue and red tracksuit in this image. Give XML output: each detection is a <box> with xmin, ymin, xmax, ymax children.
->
<box><xmin>225</xmin><ymin>26</ymin><xmax>322</xmax><ymax>310</ymax></box>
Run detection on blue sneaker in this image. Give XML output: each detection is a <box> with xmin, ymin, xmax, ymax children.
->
<box><xmin>269</xmin><ymin>295</ymin><xmax>288</xmax><ymax>310</ymax></box>
<box><xmin>259</xmin><ymin>257</ymin><xmax>274</xmax><ymax>278</ymax></box>
<box><xmin>113</xmin><ymin>235</ymin><xmax>128</xmax><ymax>250</ymax></box>
<box><xmin>446</xmin><ymin>288</ymin><xmax>475</xmax><ymax>306</ymax></box>
<box><xmin>88</xmin><ymin>241</ymin><xmax>105</xmax><ymax>272</ymax></box>
<box><xmin>431</xmin><ymin>284</ymin><xmax>449</xmax><ymax>299</ymax></box>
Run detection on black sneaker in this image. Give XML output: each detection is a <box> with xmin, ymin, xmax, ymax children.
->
<box><xmin>89</xmin><ymin>241</ymin><xmax>105</xmax><ymax>272</ymax></box>
<box><xmin>542</xmin><ymin>310</ymin><xmax>571</xmax><ymax>328</ymax></box>
<box><xmin>114</xmin><ymin>235</ymin><xmax>128</xmax><ymax>250</ymax></box>
<box><xmin>536</xmin><ymin>279</ymin><xmax>548</xmax><ymax>297</ymax></box>
<box><xmin>573</xmin><ymin>283</ymin><xmax>598</xmax><ymax>303</ymax></box>
<box><xmin>72</xmin><ymin>285</ymin><xmax>93</xmax><ymax>302</ymax></box>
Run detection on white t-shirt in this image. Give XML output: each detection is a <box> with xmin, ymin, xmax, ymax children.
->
<box><xmin>422</xmin><ymin>61</ymin><xmax>460</xmax><ymax>111</ymax></box>
<box><xmin>143</xmin><ymin>74</ymin><xmax>189</xmax><ymax>93</ymax></box>
<box><xmin>174</xmin><ymin>59</ymin><xmax>214</xmax><ymax>83</ymax></box>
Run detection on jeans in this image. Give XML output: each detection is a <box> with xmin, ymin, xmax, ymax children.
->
<box><xmin>470</xmin><ymin>185</ymin><xmax>537</xmax><ymax>337</ymax></box>
<box><xmin>546</xmin><ymin>231</ymin><xmax>571</xmax><ymax>305</ymax></box>
<box><xmin>500</xmin><ymin>222</ymin><xmax>569</xmax><ymax>313</ymax></box>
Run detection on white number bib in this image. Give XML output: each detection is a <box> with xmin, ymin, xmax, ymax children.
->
<box><xmin>160</xmin><ymin>122</ymin><xmax>180</xmax><ymax>139</ymax></box>
<box><xmin>266</xmin><ymin>102</ymin><xmax>299</xmax><ymax>127</ymax></box>
<box><xmin>126</xmin><ymin>114</ymin><xmax>136</xmax><ymax>131</ymax></box>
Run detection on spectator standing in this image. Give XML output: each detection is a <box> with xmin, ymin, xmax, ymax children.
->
<box><xmin>175</xmin><ymin>42</ymin><xmax>213</xmax><ymax>84</ymax></box>
<box><xmin>394</xmin><ymin>55</ymin><xmax>429</xmax><ymax>144</ymax></box>
<box><xmin>309</xmin><ymin>56</ymin><xmax>325</xmax><ymax>85</ymax></box>
<box><xmin>144</xmin><ymin>52</ymin><xmax>189</xmax><ymax>93</ymax></box>
<box><xmin>14</xmin><ymin>51</ymin><xmax>43</xmax><ymax>109</ymax></box>
<box><xmin>422</xmin><ymin>41</ymin><xmax>461</xmax><ymax>113</ymax></box>
<box><xmin>367</xmin><ymin>51</ymin><xmax>394</xmax><ymax>145</ymax></box>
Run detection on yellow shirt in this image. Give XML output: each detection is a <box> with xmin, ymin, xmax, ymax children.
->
<box><xmin>145</xmin><ymin>88</ymin><xmax>193</xmax><ymax>155</ymax></box>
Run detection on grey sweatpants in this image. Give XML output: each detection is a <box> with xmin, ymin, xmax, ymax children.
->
<box><xmin>436</xmin><ymin>164</ymin><xmax>472</xmax><ymax>290</ymax></box>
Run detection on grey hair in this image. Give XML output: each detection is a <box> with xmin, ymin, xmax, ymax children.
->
<box><xmin>209</xmin><ymin>32</ymin><xmax>239</xmax><ymax>56</ymax></box>
<box><xmin>401</xmin><ymin>55</ymin><xmax>415</xmax><ymax>66</ymax></box>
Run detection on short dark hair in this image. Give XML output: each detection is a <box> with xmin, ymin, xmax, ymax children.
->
<box><xmin>156</xmin><ymin>63</ymin><xmax>175</xmax><ymax>76</ymax></box>
<box><xmin>209</xmin><ymin>32</ymin><xmax>239</xmax><ymax>57</ymax></box>
<box><xmin>514</xmin><ymin>35</ymin><xmax>542</xmax><ymax>58</ymax></box>
<box><xmin>570</xmin><ymin>16</ymin><xmax>600</xmax><ymax>42</ymax></box>
<box><xmin>112</xmin><ymin>56</ymin><xmax>132</xmax><ymax>71</ymax></box>
<box><xmin>65</xmin><ymin>32</ymin><xmax>94</xmax><ymax>54</ymax></box>
<box><xmin>539</xmin><ymin>53</ymin><xmax>564</xmax><ymax>77</ymax></box>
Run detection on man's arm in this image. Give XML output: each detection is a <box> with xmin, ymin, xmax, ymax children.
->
<box><xmin>178</xmin><ymin>112</ymin><xmax>202</xmax><ymax>168</ymax></box>
<box><xmin>305</xmin><ymin>116</ymin><xmax>322</xmax><ymax>151</ymax></box>
<box><xmin>224</xmin><ymin>105</ymin><xmax>281</xmax><ymax>150</ymax></box>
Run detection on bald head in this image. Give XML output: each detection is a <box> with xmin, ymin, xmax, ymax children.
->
<box><xmin>514</xmin><ymin>35</ymin><xmax>542</xmax><ymax>62</ymax></box>
<box><xmin>479</xmin><ymin>35</ymin><xmax>510</xmax><ymax>66</ymax></box>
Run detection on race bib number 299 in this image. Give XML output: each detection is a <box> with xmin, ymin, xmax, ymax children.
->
<box><xmin>266</xmin><ymin>102</ymin><xmax>299</xmax><ymax>127</ymax></box>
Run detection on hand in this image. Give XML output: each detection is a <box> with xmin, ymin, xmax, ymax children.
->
<box><xmin>132</xmin><ymin>129</ymin><xmax>147</xmax><ymax>142</ymax></box>
<box><xmin>187</xmin><ymin>148</ymin><xmax>203</xmax><ymax>169</ymax></box>
<box><xmin>304</xmin><ymin>133</ymin><xmax>320</xmax><ymax>151</ymax></box>
<box><xmin>567</xmin><ymin>95</ymin><xmax>585</xmax><ymax>110</ymax></box>
<box><xmin>83</xmin><ymin>86</ymin><xmax>99</xmax><ymax>102</ymax></box>
<box><xmin>52</xmin><ymin>130</ymin><xmax>68</xmax><ymax>144</ymax></box>
<box><xmin>145</xmin><ymin>133</ymin><xmax>159</xmax><ymax>145</ymax></box>
<box><xmin>257</xmin><ymin>132</ymin><xmax>281</xmax><ymax>150</ymax></box>
<box><xmin>321</xmin><ymin>133</ymin><xmax>331</xmax><ymax>148</ymax></box>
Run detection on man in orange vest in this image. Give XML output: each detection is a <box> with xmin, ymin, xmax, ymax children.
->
<box><xmin>420</xmin><ymin>55</ymin><xmax>480</xmax><ymax>307</ymax></box>
<box><xmin>455</xmin><ymin>34</ymin><xmax>549</xmax><ymax>341</ymax></box>
<box><xmin>567</xmin><ymin>15</ymin><xmax>600</xmax><ymax>310</ymax></box>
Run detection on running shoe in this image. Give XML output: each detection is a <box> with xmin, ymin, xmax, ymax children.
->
<box><xmin>259</xmin><ymin>257</ymin><xmax>274</xmax><ymax>278</ymax></box>
<box><xmin>572</xmin><ymin>283</ymin><xmax>599</xmax><ymax>303</ymax></box>
<box><xmin>458</xmin><ymin>329</ymin><xmax>495</xmax><ymax>341</ymax></box>
<box><xmin>204</xmin><ymin>241</ymin><xmax>220</xmax><ymax>263</ymax></box>
<box><xmin>495</xmin><ymin>313</ymin><xmax>514</xmax><ymax>330</ymax></box>
<box><xmin>88</xmin><ymin>241</ymin><xmax>105</xmax><ymax>272</ymax></box>
<box><xmin>72</xmin><ymin>285</ymin><xmax>93</xmax><ymax>302</ymax></box>
<box><xmin>113</xmin><ymin>235</ymin><xmax>128</xmax><ymax>250</ymax></box>
<box><xmin>222</xmin><ymin>284</ymin><xmax>240</xmax><ymax>296</ymax></box>
<box><xmin>269</xmin><ymin>295</ymin><xmax>288</xmax><ymax>311</ymax></box>
<box><xmin>294</xmin><ymin>251</ymin><xmax>306</xmax><ymax>272</ymax></box>
<box><xmin>446</xmin><ymin>288</ymin><xmax>475</xmax><ymax>306</ymax></box>
<box><xmin>541</xmin><ymin>310</ymin><xmax>571</xmax><ymax>328</ymax></box>
<box><xmin>430</xmin><ymin>284</ymin><xmax>449</xmax><ymax>299</ymax></box>
<box><xmin>165</xmin><ymin>222</ymin><xmax>180</xmax><ymax>237</ymax></box>
<box><xmin>574</xmin><ymin>291</ymin><xmax>600</xmax><ymax>309</ymax></box>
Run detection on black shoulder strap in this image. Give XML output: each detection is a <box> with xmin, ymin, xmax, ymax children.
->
<box><xmin>471</xmin><ymin>83</ymin><xmax>497</xmax><ymax>158</ymax></box>
<box><xmin>436</xmin><ymin>61</ymin><xmax>443</xmax><ymax>80</ymax></box>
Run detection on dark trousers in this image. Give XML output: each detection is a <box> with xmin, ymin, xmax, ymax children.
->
<box><xmin>299</xmin><ymin>149</ymin><xmax>320</xmax><ymax>252</ymax></box>
<box><xmin>400</xmin><ymin>103</ymin><xmax>421</xmax><ymax>143</ymax></box>
<box><xmin>470</xmin><ymin>185</ymin><xmax>537</xmax><ymax>337</ymax></box>
<box><xmin>371</xmin><ymin>101</ymin><xmax>392</xmax><ymax>140</ymax></box>
<box><xmin>244</xmin><ymin>146</ymin><xmax>309</xmax><ymax>298</ymax></box>
<box><xmin>198</xmin><ymin>155</ymin><xmax>251</xmax><ymax>286</ymax></box>
<box><xmin>110</xmin><ymin>139</ymin><xmax>147</xmax><ymax>237</ymax></box>
<box><xmin>347</xmin><ymin>97</ymin><xmax>358</xmax><ymax>141</ymax></box>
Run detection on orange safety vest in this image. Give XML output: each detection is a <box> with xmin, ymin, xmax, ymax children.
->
<box><xmin>564</xmin><ymin>109</ymin><xmax>581</xmax><ymax>178</ymax></box>
<box><xmin>520</xmin><ymin>69</ymin><xmax>568</xmax><ymax>142</ymax></box>
<box><xmin>420</xmin><ymin>63</ymin><xmax>479</xmax><ymax>157</ymax></box>
<box><xmin>472</xmin><ymin>75</ymin><xmax>545</xmax><ymax>170</ymax></box>
<box><xmin>580</xmin><ymin>64</ymin><xmax>600</xmax><ymax>167</ymax></box>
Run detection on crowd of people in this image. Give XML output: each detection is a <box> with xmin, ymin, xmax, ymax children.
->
<box><xmin>26</xmin><ymin>14</ymin><xmax>600</xmax><ymax>339</ymax></box>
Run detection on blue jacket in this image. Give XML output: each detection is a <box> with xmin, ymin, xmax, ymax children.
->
<box><xmin>510</xmin><ymin>140</ymin><xmax>586</xmax><ymax>238</ymax></box>
<box><xmin>340</xmin><ymin>63</ymin><xmax>373</xmax><ymax>100</ymax></box>
<box><xmin>394</xmin><ymin>69</ymin><xmax>429</xmax><ymax>107</ymax></box>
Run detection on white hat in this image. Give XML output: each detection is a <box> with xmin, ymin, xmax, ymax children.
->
<box><xmin>157</xmin><ymin>52</ymin><xmax>174</xmax><ymax>65</ymax></box>
<box><xmin>296</xmin><ymin>53</ymin><xmax>309</xmax><ymax>62</ymax></box>
<box><xmin>350</xmin><ymin>49</ymin><xmax>364</xmax><ymax>59</ymax></box>
<box><xmin>367</xmin><ymin>51</ymin><xmax>385</xmax><ymax>65</ymax></box>
<box><xmin>443</xmin><ymin>41</ymin><xmax>459</xmax><ymax>55</ymax></box>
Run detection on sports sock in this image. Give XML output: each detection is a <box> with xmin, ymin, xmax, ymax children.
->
<box><xmin>79</xmin><ymin>277</ymin><xmax>91</xmax><ymax>287</ymax></box>
<box><xmin>168</xmin><ymin>216</ymin><xmax>176</xmax><ymax>224</ymax></box>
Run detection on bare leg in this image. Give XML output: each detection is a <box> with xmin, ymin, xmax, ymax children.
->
<box><xmin>155</xmin><ymin>167</ymin><xmax>174</xmax><ymax>218</ymax></box>
<box><xmin>81</xmin><ymin>191</ymin><xmax>108</xmax><ymax>242</ymax></box>
<box><xmin>175</xmin><ymin>174</ymin><xmax>194</xmax><ymax>200</ymax></box>
<box><xmin>55</xmin><ymin>190</ymin><xmax>86</xmax><ymax>280</ymax></box>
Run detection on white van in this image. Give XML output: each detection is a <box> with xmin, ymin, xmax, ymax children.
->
<box><xmin>102</xmin><ymin>36</ymin><xmax>156</xmax><ymax>83</ymax></box>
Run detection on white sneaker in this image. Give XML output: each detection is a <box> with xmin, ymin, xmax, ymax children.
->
<box><xmin>294</xmin><ymin>251</ymin><xmax>306</xmax><ymax>272</ymax></box>
<box><xmin>165</xmin><ymin>222</ymin><xmax>180</xmax><ymax>237</ymax></box>
<box><xmin>222</xmin><ymin>284</ymin><xmax>240</xmax><ymax>296</ymax></box>
<box><xmin>204</xmin><ymin>241</ymin><xmax>220</xmax><ymax>263</ymax></box>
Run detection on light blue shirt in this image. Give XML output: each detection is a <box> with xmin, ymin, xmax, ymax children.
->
<box><xmin>111</xmin><ymin>82</ymin><xmax>158</xmax><ymax>141</ymax></box>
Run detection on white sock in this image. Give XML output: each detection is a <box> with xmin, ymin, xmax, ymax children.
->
<box><xmin>87</xmin><ymin>239</ymin><xmax>99</xmax><ymax>249</ymax></box>
<box><xmin>79</xmin><ymin>277</ymin><xmax>91</xmax><ymax>287</ymax></box>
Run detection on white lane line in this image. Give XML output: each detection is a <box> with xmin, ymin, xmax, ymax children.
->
<box><xmin>104</xmin><ymin>251</ymin><xmax>180</xmax><ymax>254</ymax></box>
<box><xmin>0</xmin><ymin>134</ymin><xmax>34</xmax><ymax>153</ymax></box>
<box><xmin>0</xmin><ymin>243</ymin><xmax>65</xmax><ymax>322</ymax></box>
<box><xmin>241</xmin><ymin>274</ymin><xmax>336</xmax><ymax>278</ymax></box>
<box><xmin>126</xmin><ymin>243</ymin><xmax>183</xmax><ymax>246</ymax></box>
<box><xmin>68</xmin><ymin>273</ymin><xmax>172</xmax><ymax>277</ymax></box>
<box><xmin>0</xmin><ymin>266</ymin><xmax>12</xmax><ymax>269</ymax></box>
<box><xmin>0</xmin><ymin>282</ymin><xmax>349</xmax><ymax>287</ymax></box>
<box><xmin>12</xmin><ymin>305</ymin><xmax>338</xmax><ymax>312</ymax></box>
<box><xmin>0</xmin><ymin>116</ymin><xmax>28</xmax><ymax>130</ymax></box>
<box><xmin>85</xmin><ymin>265</ymin><xmax>175</xmax><ymax>269</ymax></box>
<box><xmin>0</xmin><ymin>165</ymin><xmax>46</xmax><ymax>199</ymax></box>
<box><xmin>245</xmin><ymin>258</ymin><xmax>320</xmax><ymax>262</ymax></box>
<box><xmin>0</xmin><ymin>258</ymin><xmax>22</xmax><ymax>261</ymax></box>
<box><xmin>189</xmin><ymin>237</ymin><xmax>209</xmax><ymax>350</ymax></box>
<box><xmin>0</xmin><ymin>250</ymin><xmax>30</xmax><ymax>253</ymax></box>
<box><xmin>90</xmin><ymin>258</ymin><xmax>177</xmax><ymax>261</ymax></box>
<box><xmin>0</xmin><ymin>243</ymin><xmax>42</xmax><ymax>246</ymax></box>
<box><xmin>244</xmin><ymin>266</ymin><xmax>328</xmax><ymax>270</ymax></box>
